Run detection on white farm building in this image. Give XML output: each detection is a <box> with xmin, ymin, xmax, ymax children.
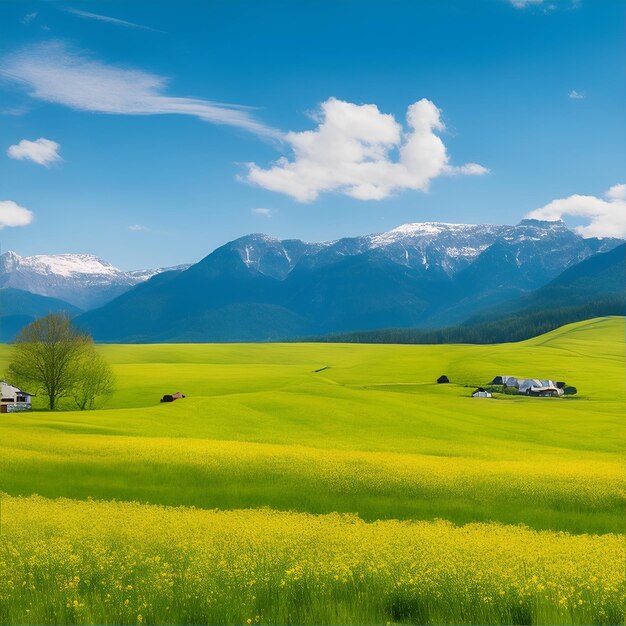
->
<box><xmin>1</xmin><ymin>381</ymin><xmax>34</xmax><ymax>413</ymax></box>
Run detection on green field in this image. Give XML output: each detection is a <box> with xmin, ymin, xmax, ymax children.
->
<box><xmin>0</xmin><ymin>317</ymin><xmax>624</xmax><ymax>624</ymax></box>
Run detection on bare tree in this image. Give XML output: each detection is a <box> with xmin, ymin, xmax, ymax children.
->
<box><xmin>72</xmin><ymin>350</ymin><xmax>115</xmax><ymax>410</ymax></box>
<box><xmin>6</xmin><ymin>313</ymin><xmax>114</xmax><ymax>411</ymax></box>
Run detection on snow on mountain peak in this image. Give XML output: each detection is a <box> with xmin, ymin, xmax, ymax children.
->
<box><xmin>390</xmin><ymin>221</ymin><xmax>478</xmax><ymax>234</ymax></box>
<box><xmin>368</xmin><ymin>221</ymin><xmax>498</xmax><ymax>251</ymax></box>
<box><xmin>0</xmin><ymin>251</ymin><xmax>182</xmax><ymax>309</ymax></box>
<box><xmin>22</xmin><ymin>254</ymin><xmax>121</xmax><ymax>278</ymax></box>
<box><xmin>369</xmin><ymin>222</ymin><xmax>484</xmax><ymax>244</ymax></box>
<box><xmin>0</xmin><ymin>250</ymin><xmax>22</xmax><ymax>272</ymax></box>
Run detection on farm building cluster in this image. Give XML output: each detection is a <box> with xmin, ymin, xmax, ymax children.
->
<box><xmin>436</xmin><ymin>374</ymin><xmax>576</xmax><ymax>398</ymax></box>
<box><xmin>488</xmin><ymin>375</ymin><xmax>574</xmax><ymax>397</ymax></box>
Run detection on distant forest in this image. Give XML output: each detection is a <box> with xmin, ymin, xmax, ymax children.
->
<box><xmin>313</xmin><ymin>297</ymin><xmax>625</xmax><ymax>345</ymax></box>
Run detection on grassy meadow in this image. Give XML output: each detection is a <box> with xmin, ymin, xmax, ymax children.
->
<box><xmin>0</xmin><ymin>316</ymin><xmax>624</xmax><ymax>624</ymax></box>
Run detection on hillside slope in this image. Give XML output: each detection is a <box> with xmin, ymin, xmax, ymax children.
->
<box><xmin>324</xmin><ymin>245</ymin><xmax>625</xmax><ymax>344</ymax></box>
<box><xmin>0</xmin><ymin>288</ymin><xmax>81</xmax><ymax>341</ymax></box>
<box><xmin>471</xmin><ymin>242</ymin><xmax>626</xmax><ymax>319</ymax></box>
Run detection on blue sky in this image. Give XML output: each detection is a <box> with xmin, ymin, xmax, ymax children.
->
<box><xmin>0</xmin><ymin>0</ymin><xmax>624</xmax><ymax>269</ymax></box>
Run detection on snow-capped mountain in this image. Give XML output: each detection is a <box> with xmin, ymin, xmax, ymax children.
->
<box><xmin>0</xmin><ymin>252</ymin><xmax>189</xmax><ymax>310</ymax></box>
<box><xmin>224</xmin><ymin>223</ymin><xmax>501</xmax><ymax>279</ymax></box>
<box><xmin>75</xmin><ymin>219</ymin><xmax>623</xmax><ymax>342</ymax></box>
<box><xmin>224</xmin><ymin>218</ymin><xmax>616</xmax><ymax>281</ymax></box>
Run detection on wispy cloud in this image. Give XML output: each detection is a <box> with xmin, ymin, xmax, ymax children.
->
<box><xmin>252</xmin><ymin>208</ymin><xmax>275</xmax><ymax>217</ymax></box>
<box><xmin>21</xmin><ymin>11</ymin><xmax>38</xmax><ymax>25</ymax></box>
<box><xmin>0</xmin><ymin>42</ymin><xmax>281</xmax><ymax>140</ymax></box>
<box><xmin>509</xmin><ymin>0</ymin><xmax>544</xmax><ymax>8</ymax></box>
<box><xmin>63</xmin><ymin>7</ymin><xmax>161</xmax><ymax>32</ymax></box>
<box><xmin>0</xmin><ymin>105</ymin><xmax>31</xmax><ymax>116</ymax></box>
<box><xmin>568</xmin><ymin>90</ymin><xmax>586</xmax><ymax>100</ymax></box>
<box><xmin>526</xmin><ymin>184</ymin><xmax>626</xmax><ymax>238</ymax></box>
<box><xmin>0</xmin><ymin>200</ymin><xmax>34</xmax><ymax>228</ymax></box>
<box><xmin>7</xmin><ymin>137</ymin><xmax>62</xmax><ymax>166</ymax></box>
<box><xmin>128</xmin><ymin>224</ymin><xmax>150</xmax><ymax>232</ymax></box>
<box><xmin>245</xmin><ymin>98</ymin><xmax>488</xmax><ymax>202</ymax></box>
<box><xmin>510</xmin><ymin>0</ymin><xmax>580</xmax><ymax>10</ymax></box>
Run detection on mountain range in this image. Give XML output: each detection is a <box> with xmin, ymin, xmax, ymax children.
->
<box><xmin>72</xmin><ymin>219</ymin><xmax>622</xmax><ymax>342</ymax></box>
<box><xmin>1</xmin><ymin>219</ymin><xmax>622</xmax><ymax>343</ymax></box>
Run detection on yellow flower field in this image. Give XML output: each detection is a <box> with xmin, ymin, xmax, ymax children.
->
<box><xmin>1</xmin><ymin>495</ymin><xmax>624</xmax><ymax>625</ymax></box>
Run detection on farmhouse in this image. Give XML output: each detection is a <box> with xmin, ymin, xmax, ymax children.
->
<box><xmin>1</xmin><ymin>381</ymin><xmax>34</xmax><ymax>413</ymax></box>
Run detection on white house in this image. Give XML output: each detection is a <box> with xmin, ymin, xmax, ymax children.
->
<box><xmin>1</xmin><ymin>381</ymin><xmax>34</xmax><ymax>413</ymax></box>
<box><xmin>472</xmin><ymin>388</ymin><xmax>492</xmax><ymax>398</ymax></box>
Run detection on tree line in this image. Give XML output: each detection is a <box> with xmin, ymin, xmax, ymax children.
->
<box><xmin>312</xmin><ymin>297</ymin><xmax>625</xmax><ymax>345</ymax></box>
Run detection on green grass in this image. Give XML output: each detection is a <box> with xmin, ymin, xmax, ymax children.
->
<box><xmin>0</xmin><ymin>316</ymin><xmax>624</xmax><ymax>534</ymax></box>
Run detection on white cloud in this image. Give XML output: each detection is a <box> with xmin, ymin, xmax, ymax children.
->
<box><xmin>128</xmin><ymin>224</ymin><xmax>149</xmax><ymax>231</ymax></box>
<box><xmin>7</xmin><ymin>137</ymin><xmax>62</xmax><ymax>166</ymax></box>
<box><xmin>605</xmin><ymin>184</ymin><xmax>626</xmax><ymax>202</ymax></box>
<box><xmin>0</xmin><ymin>42</ymin><xmax>280</xmax><ymax>139</ymax></box>
<box><xmin>526</xmin><ymin>184</ymin><xmax>626</xmax><ymax>238</ymax></box>
<box><xmin>568</xmin><ymin>90</ymin><xmax>586</xmax><ymax>99</ymax></box>
<box><xmin>245</xmin><ymin>98</ymin><xmax>488</xmax><ymax>202</ymax></box>
<box><xmin>252</xmin><ymin>208</ymin><xmax>275</xmax><ymax>217</ymax></box>
<box><xmin>449</xmin><ymin>162</ymin><xmax>490</xmax><ymax>176</ymax></box>
<box><xmin>0</xmin><ymin>201</ymin><xmax>34</xmax><ymax>228</ymax></box>
<box><xmin>63</xmin><ymin>7</ymin><xmax>160</xmax><ymax>32</ymax></box>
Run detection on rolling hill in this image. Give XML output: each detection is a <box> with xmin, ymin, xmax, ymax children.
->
<box><xmin>0</xmin><ymin>316</ymin><xmax>623</xmax><ymax>533</ymax></box>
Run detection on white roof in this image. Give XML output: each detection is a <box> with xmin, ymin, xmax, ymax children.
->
<box><xmin>518</xmin><ymin>379</ymin><xmax>555</xmax><ymax>392</ymax></box>
<box><xmin>529</xmin><ymin>385</ymin><xmax>563</xmax><ymax>395</ymax></box>
<box><xmin>1</xmin><ymin>381</ymin><xmax>33</xmax><ymax>396</ymax></box>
